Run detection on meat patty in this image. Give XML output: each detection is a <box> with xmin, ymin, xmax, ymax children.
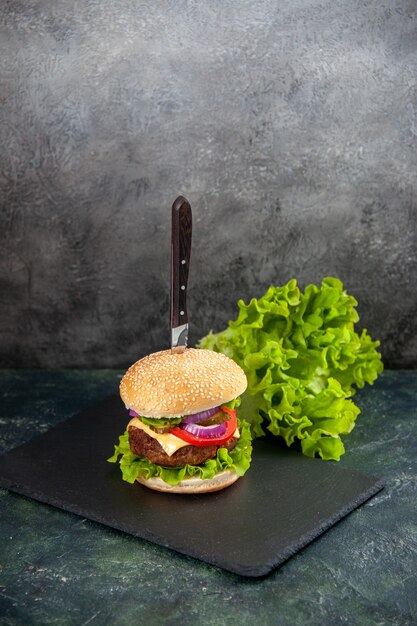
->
<box><xmin>128</xmin><ymin>426</ymin><xmax>238</xmax><ymax>467</ymax></box>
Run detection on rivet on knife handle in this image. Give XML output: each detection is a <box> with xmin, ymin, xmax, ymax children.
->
<box><xmin>171</xmin><ymin>196</ymin><xmax>192</xmax><ymax>352</ymax></box>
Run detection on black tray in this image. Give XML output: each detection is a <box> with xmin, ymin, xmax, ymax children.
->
<box><xmin>0</xmin><ymin>396</ymin><xmax>384</xmax><ymax>577</ymax></box>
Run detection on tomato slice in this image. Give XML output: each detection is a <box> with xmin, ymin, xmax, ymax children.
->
<box><xmin>220</xmin><ymin>406</ymin><xmax>236</xmax><ymax>419</ymax></box>
<box><xmin>171</xmin><ymin>409</ymin><xmax>237</xmax><ymax>447</ymax></box>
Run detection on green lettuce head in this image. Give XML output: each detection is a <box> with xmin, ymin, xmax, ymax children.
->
<box><xmin>198</xmin><ymin>277</ymin><xmax>383</xmax><ymax>461</ymax></box>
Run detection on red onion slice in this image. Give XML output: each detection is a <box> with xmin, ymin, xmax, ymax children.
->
<box><xmin>129</xmin><ymin>406</ymin><xmax>224</xmax><ymax>429</ymax></box>
<box><xmin>180</xmin><ymin>421</ymin><xmax>227</xmax><ymax>439</ymax></box>
<box><xmin>181</xmin><ymin>406</ymin><xmax>221</xmax><ymax>425</ymax></box>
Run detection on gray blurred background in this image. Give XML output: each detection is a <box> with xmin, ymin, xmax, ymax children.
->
<box><xmin>1</xmin><ymin>1</ymin><xmax>416</xmax><ymax>368</ymax></box>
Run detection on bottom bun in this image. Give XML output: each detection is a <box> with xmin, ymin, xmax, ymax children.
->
<box><xmin>136</xmin><ymin>470</ymin><xmax>240</xmax><ymax>494</ymax></box>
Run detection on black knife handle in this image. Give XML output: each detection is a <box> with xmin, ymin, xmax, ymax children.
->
<box><xmin>171</xmin><ymin>196</ymin><xmax>192</xmax><ymax>329</ymax></box>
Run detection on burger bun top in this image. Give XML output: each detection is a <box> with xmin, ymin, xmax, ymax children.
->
<box><xmin>120</xmin><ymin>348</ymin><xmax>247</xmax><ymax>418</ymax></box>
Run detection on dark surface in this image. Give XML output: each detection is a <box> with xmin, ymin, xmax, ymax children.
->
<box><xmin>0</xmin><ymin>370</ymin><xmax>416</xmax><ymax>624</ymax></box>
<box><xmin>0</xmin><ymin>396</ymin><xmax>383</xmax><ymax>577</ymax></box>
<box><xmin>1</xmin><ymin>1</ymin><xmax>417</xmax><ymax>368</ymax></box>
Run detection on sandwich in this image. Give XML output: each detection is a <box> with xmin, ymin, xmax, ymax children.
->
<box><xmin>108</xmin><ymin>347</ymin><xmax>252</xmax><ymax>494</ymax></box>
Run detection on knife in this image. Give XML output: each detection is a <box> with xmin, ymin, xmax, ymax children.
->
<box><xmin>170</xmin><ymin>195</ymin><xmax>192</xmax><ymax>353</ymax></box>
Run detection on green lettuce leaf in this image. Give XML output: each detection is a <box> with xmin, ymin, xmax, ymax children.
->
<box><xmin>198</xmin><ymin>277</ymin><xmax>383</xmax><ymax>461</ymax></box>
<box><xmin>107</xmin><ymin>420</ymin><xmax>252</xmax><ymax>486</ymax></box>
<box><xmin>140</xmin><ymin>415</ymin><xmax>182</xmax><ymax>427</ymax></box>
<box><xmin>223</xmin><ymin>397</ymin><xmax>242</xmax><ymax>410</ymax></box>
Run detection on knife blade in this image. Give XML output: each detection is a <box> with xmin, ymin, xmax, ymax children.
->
<box><xmin>170</xmin><ymin>195</ymin><xmax>192</xmax><ymax>352</ymax></box>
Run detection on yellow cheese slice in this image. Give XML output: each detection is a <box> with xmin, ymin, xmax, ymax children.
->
<box><xmin>128</xmin><ymin>417</ymin><xmax>189</xmax><ymax>456</ymax></box>
<box><xmin>128</xmin><ymin>417</ymin><xmax>240</xmax><ymax>457</ymax></box>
